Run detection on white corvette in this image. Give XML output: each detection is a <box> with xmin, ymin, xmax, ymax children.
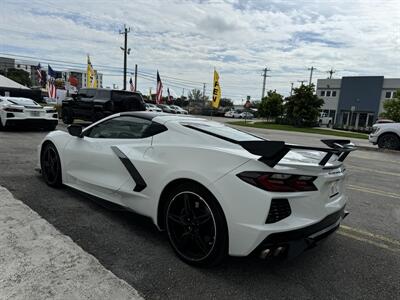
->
<box><xmin>0</xmin><ymin>96</ymin><xmax>58</xmax><ymax>130</ymax></box>
<box><xmin>38</xmin><ymin>112</ymin><xmax>356</xmax><ymax>266</ymax></box>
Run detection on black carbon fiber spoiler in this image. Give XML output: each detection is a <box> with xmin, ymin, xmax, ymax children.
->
<box><xmin>183</xmin><ymin>124</ymin><xmax>356</xmax><ymax>168</ymax></box>
<box><xmin>239</xmin><ymin>139</ymin><xmax>356</xmax><ymax>167</ymax></box>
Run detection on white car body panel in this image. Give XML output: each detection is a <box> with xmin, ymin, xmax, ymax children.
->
<box><xmin>0</xmin><ymin>96</ymin><xmax>58</xmax><ymax>127</ymax></box>
<box><xmin>38</xmin><ymin>112</ymin><xmax>353</xmax><ymax>256</ymax></box>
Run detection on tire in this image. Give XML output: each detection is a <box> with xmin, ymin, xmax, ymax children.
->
<box><xmin>40</xmin><ymin>142</ymin><xmax>62</xmax><ymax>187</ymax></box>
<box><xmin>62</xmin><ymin>108</ymin><xmax>73</xmax><ymax>124</ymax></box>
<box><xmin>378</xmin><ymin>133</ymin><xmax>400</xmax><ymax>150</ymax></box>
<box><xmin>164</xmin><ymin>182</ymin><xmax>228</xmax><ymax>267</ymax></box>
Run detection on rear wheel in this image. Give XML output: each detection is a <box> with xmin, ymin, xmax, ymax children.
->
<box><xmin>41</xmin><ymin>143</ymin><xmax>62</xmax><ymax>187</ymax></box>
<box><xmin>378</xmin><ymin>133</ymin><xmax>400</xmax><ymax>150</ymax></box>
<box><xmin>62</xmin><ymin>108</ymin><xmax>73</xmax><ymax>124</ymax></box>
<box><xmin>164</xmin><ymin>183</ymin><xmax>228</xmax><ymax>267</ymax></box>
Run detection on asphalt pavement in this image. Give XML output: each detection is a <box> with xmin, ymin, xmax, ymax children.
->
<box><xmin>0</xmin><ymin>122</ymin><xmax>399</xmax><ymax>299</ymax></box>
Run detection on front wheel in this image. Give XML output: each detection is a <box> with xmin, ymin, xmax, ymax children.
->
<box><xmin>164</xmin><ymin>183</ymin><xmax>228</xmax><ymax>267</ymax></box>
<box><xmin>41</xmin><ymin>143</ymin><xmax>62</xmax><ymax>187</ymax></box>
<box><xmin>378</xmin><ymin>133</ymin><xmax>400</xmax><ymax>150</ymax></box>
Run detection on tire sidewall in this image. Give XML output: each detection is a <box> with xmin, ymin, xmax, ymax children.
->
<box><xmin>378</xmin><ymin>133</ymin><xmax>400</xmax><ymax>150</ymax></box>
<box><xmin>41</xmin><ymin>143</ymin><xmax>62</xmax><ymax>187</ymax></box>
<box><xmin>164</xmin><ymin>182</ymin><xmax>228</xmax><ymax>267</ymax></box>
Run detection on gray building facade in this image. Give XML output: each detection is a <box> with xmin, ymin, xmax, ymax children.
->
<box><xmin>317</xmin><ymin>76</ymin><xmax>400</xmax><ymax>130</ymax></box>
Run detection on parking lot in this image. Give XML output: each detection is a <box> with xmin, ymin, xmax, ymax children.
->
<box><xmin>0</xmin><ymin>124</ymin><xmax>399</xmax><ymax>299</ymax></box>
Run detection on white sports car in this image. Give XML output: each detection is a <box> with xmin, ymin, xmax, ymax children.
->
<box><xmin>0</xmin><ymin>96</ymin><xmax>58</xmax><ymax>130</ymax></box>
<box><xmin>37</xmin><ymin>112</ymin><xmax>355</xmax><ymax>266</ymax></box>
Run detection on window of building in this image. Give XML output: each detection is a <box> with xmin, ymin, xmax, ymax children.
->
<box><xmin>385</xmin><ymin>91</ymin><xmax>392</xmax><ymax>98</ymax></box>
<box><xmin>332</xmin><ymin>91</ymin><xmax>337</xmax><ymax>97</ymax></box>
<box><xmin>393</xmin><ymin>92</ymin><xmax>397</xmax><ymax>98</ymax></box>
<box><xmin>326</xmin><ymin>91</ymin><xmax>331</xmax><ymax>97</ymax></box>
<box><xmin>17</xmin><ymin>64</ymin><xmax>20</xmax><ymax>68</ymax></box>
<box><xmin>320</xmin><ymin>90</ymin><xmax>325</xmax><ymax>96</ymax></box>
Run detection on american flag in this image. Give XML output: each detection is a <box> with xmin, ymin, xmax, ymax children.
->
<box><xmin>129</xmin><ymin>77</ymin><xmax>135</xmax><ymax>92</ymax></box>
<box><xmin>36</xmin><ymin>63</ymin><xmax>42</xmax><ymax>84</ymax></box>
<box><xmin>156</xmin><ymin>71</ymin><xmax>163</xmax><ymax>104</ymax></box>
<box><xmin>47</xmin><ymin>65</ymin><xmax>57</xmax><ymax>99</ymax></box>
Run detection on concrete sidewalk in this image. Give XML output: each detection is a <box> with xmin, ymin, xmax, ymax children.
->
<box><xmin>0</xmin><ymin>185</ymin><xmax>143</xmax><ymax>300</ymax></box>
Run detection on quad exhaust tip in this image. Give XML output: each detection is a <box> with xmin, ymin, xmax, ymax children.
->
<box><xmin>259</xmin><ymin>246</ymin><xmax>286</xmax><ymax>259</ymax></box>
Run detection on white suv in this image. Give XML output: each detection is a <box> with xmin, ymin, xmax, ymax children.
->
<box><xmin>369</xmin><ymin>122</ymin><xmax>400</xmax><ymax>150</ymax></box>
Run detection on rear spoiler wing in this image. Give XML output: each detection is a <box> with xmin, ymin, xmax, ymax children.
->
<box><xmin>239</xmin><ymin>139</ymin><xmax>357</xmax><ymax>168</ymax></box>
<box><xmin>183</xmin><ymin>124</ymin><xmax>356</xmax><ymax>168</ymax></box>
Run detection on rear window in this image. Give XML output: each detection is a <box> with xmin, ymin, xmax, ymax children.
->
<box><xmin>182</xmin><ymin>121</ymin><xmax>262</xmax><ymax>142</ymax></box>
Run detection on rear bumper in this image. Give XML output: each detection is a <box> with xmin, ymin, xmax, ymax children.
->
<box><xmin>253</xmin><ymin>206</ymin><xmax>348</xmax><ymax>259</ymax></box>
<box><xmin>5</xmin><ymin>118</ymin><xmax>58</xmax><ymax>128</ymax></box>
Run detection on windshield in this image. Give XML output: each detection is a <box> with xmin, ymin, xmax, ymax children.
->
<box><xmin>7</xmin><ymin>98</ymin><xmax>38</xmax><ymax>106</ymax></box>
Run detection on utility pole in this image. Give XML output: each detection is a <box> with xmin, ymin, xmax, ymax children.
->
<box><xmin>134</xmin><ymin>64</ymin><xmax>137</xmax><ymax>91</ymax></box>
<box><xmin>298</xmin><ymin>80</ymin><xmax>306</xmax><ymax>86</ymax></box>
<box><xmin>182</xmin><ymin>88</ymin><xmax>185</xmax><ymax>97</ymax></box>
<box><xmin>308</xmin><ymin>66</ymin><xmax>315</xmax><ymax>86</ymax></box>
<box><xmin>327</xmin><ymin>68</ymin><xmax>336</xmax><ymax>79</ymax></box>
<box><xmin>202</xmin><ymin>83</ymin><xmax>206</xmax><ymax>106</ymax></box>
<box><xmin>119</xmin><ymin>25</ymin><xmax>131</xmax><ymax>90</ymax></box>
<box><xmin>261</xmin><ymin>67</ymin><xmax>271</xmax><ymax>100</ymax></box>
<box><xmin>290</xmin><ymin>82</ymin><xmax>294</xmax><ymax>96</ymax></box>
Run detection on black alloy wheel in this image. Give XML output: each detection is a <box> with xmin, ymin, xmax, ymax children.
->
<box><xmin>378</xmin><ymin>133</ymin><xmax>400</xmax><ymax>150</ymax></box>
<box><xmin>41</xmin><ymin>143</ymin><xmax>62</xmax><ymax>187</ymax></box>
<box><xmin>165</xmin><ymin>184</ymin><xmax>228</xmax><ymax>267</ymax></box>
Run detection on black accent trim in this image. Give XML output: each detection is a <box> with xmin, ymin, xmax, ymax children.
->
<box><xmin>111</xmin><ymin>146</ymin><xmax>147</xmax><ymax>192</ymax></box>
<box><xmin>262</xmin><ymin>207</ymin><xmax>345</xmax><ymax>245</ymax></box>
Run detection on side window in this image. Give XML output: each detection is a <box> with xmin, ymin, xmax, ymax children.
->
<box><xmin>85</xmin><ymin>89</ymin><xmax>96</xmax><ymax>98</ymax></box>
<box><xmin>332</xmin><ymin>91</ymin><xmax>337</xmax><ymax>97</ymax></box>
<box><xmin>85</xmin><ymin>116</ymin><xmax>153</xmax><ymax>139</ymax></box>
<box><xmin>326</xmin><ymin>90</ymin><xmax>331</xmax><ymax>97</ymax></box>
<box><xmin>78</xmin><ymin>89</ymin><xmax>88</xmax><ymax>98</ymax></box>
<box><xmin>320</xmin><ymin>90</ymin><xmax>325</xmax><ymax>96</ymax></box>
<box><xmin>96</xmin><ymin>90</ymin><xmax>110</xmax><ymax>99</ymax></box>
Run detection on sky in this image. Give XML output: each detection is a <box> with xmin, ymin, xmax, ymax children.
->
<box><xmin>0</xmin><ymin>0</ymin><xmax>399</xmax><ymax>103</ymax></box>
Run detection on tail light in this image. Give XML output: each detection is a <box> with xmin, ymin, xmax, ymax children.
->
<box><xmin>4</xmin><ymin>107</ymin><xmax>23</xmax><ymax>113</ymax></box>
<box><xmin>237</xmin><ymin>171</ymin><xmax>317</xmax><ymax>192</ymax></box>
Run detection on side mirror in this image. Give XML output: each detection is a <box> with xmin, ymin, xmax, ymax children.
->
<box><xmin>67</xmin><ymin>124</ymin><xmax>83</xmax><ymax>137</ymax></box>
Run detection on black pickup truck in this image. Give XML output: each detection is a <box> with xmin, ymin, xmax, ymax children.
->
<box><xmin>61</xmin><ymin>88</ymin><xmax>146</xmax><ymax>124</ymax></box>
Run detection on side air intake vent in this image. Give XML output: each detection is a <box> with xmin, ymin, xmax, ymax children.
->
<box><xmin>266</xmin><ymin>199</ymin><xmax>291</xmax><ymax>224</ymax></box>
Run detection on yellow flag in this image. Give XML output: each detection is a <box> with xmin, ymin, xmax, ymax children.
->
<box><xmin>211</xmin><ymin>69</ymin><xmax>221</xmax><ymax>109</ymax></box>
<box><xmin>87</xmin><ymin>55</ymin><xmax>95</xmax><ymax>88</ymax></box>
<box><xmin>93</xmin><ymin>70</ymin><xmax>98</xmax><ymax>88</ymax></box>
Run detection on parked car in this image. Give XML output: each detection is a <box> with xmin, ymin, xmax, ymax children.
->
<box><xmin>145</xmin><ymin>103</ymin><xmax>162</xmax><ymax>112</ymax></box>
<box><xmin>375</xmin><ymin>119</ymin><xmax>395</xmax><ymax>124</ymax></box>
<box><xmin>233</xmin><ymin>111</ymin><xmax>254</xmax><ymax>119</ymax></box>
<box><xmin>318</xmin><ymin>112</ymin><xmax>333</xmax><ymax>127</ymax></box>
<box><xmin>224</xmin><ymin>110</ymin><xmax>235</xmax><ymax>118</ymax></box>
<box><xmin>369</xmin><ymin>122</ymin><xmax>400</xmax><ymax>150</ymax></box>
<box><xmin>169</xmin><ymin>105</ymin><xmax>188</xmax><ymax>114</ymax></box>
<box><xmin>0</xmin><ymin>96</ymin><xmax>58</xmax><ymax>130</ymax></box>
<box><xmin>157</xmin><ymin>104</ymin><xmax>176</xmax><ymax>114</ymax></box>
<box><xmin>38</xmin><ymin>112</ymin><xmax>355</xmax><ymax>266</ymax></box>
<box><xmin>61</xmin><ymin>88</ymin><xmax>146</xmax><ymax>124</ymax></box>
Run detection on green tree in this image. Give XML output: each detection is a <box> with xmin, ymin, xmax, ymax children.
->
<box><xmin>284</xmin><ymin>84</ymin><xmax>324</xmax><ymax>127</ymax></box>
<box><xmin>220</xmin><ymin>98</ymin><xmax>233</xmax><ymax>107</ymax></box>
<box><xmin>259</xmin><ymin>90</ymin><xmax>284</xmax><ymax>121</ymax></box>
<box><xmin>381</xmin><ymin>90</ymin><xmax>400</xmax><ymax>122</ymax></box>
<box><xmin>5</xmin><ymin>68</ymin><xmax>31</xmax><ymax>87</ymax></box>
<box><xmin>188</xmin><ymin>89</ymin><xmax>203</xmax><ymax>102</ymax></box>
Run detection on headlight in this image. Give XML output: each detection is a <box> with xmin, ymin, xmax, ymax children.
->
<box><xmin>371</xmin><ymin>127</ymin><xmax>380</xmax><ymax>134</ymax></box>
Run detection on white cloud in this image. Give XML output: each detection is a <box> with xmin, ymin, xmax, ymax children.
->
<box><xmin>0</xmin><ymin>0</ymin><xmax>399</xmax><ymax>102</ymax></box>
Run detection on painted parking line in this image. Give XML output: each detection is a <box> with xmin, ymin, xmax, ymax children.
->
<box><xmin>347</xmin><ymin>184</ymin><xmax>400</xmax><ymax>200</ymax></box>
<box><xmin>338</xmin><ymin>225</ymin><xmax>400</xmax><ymax>254</ymax></box>
<box><xmin>347</xmin><ymin>165</ymin><xmax>400</xmax><ymax>177</ymax></box>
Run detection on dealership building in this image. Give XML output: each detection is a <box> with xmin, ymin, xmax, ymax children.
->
<box><xmin>317</xmin><ymin>76</ymin><xmax>400</xmax><ymax>129</ymax></box>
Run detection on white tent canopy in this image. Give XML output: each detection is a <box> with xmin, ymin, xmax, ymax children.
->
<box><xmin>0</xmin><ymin>74</ymin><xmax>29</xmax><ymax>89</ymax></box>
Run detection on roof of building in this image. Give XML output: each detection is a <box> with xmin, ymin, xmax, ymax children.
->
<box><xmin>0</xmin><ymin>75</ymin><xmax>30</xmax><ymax>89</ymax></box>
